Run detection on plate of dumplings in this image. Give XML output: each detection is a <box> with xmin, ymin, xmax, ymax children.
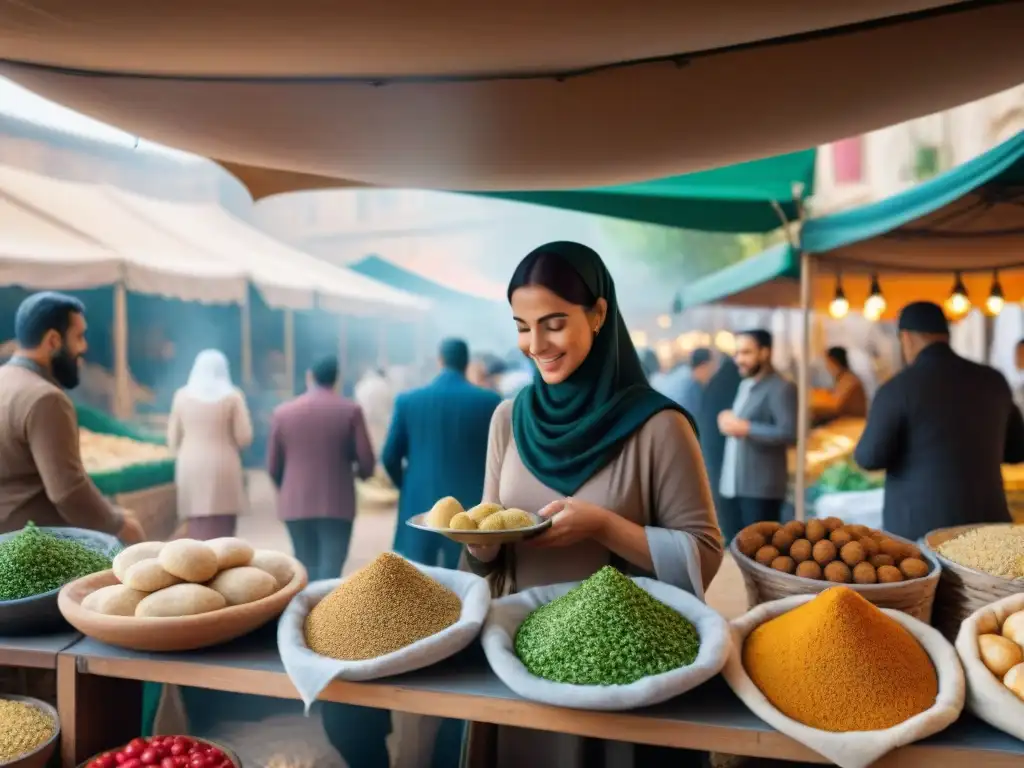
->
<box><xmin>406</xmin><ymin>498</ymin><xmax>551</xmax><ymax>545</ymax></box>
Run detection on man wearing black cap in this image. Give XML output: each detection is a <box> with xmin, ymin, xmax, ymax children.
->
<box><xmin>854</xmin><ymin>301</ymin><xmax>1024</xmax><ymax>541</ymax></box>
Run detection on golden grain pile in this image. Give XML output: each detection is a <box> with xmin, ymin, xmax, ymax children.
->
<box><xmin>938</xmin><ymin>525</ymin><xmax>1024</xmax><ymax>579</ymax></box>
<box><xmin>0</xmin><ymin>699</ymin><xmax>55</xmax><ymax>762</ymax></box>
<box><xmin>304</xmin><ymin>553</ymin><xmax>462</xmax><ymax>660</ymax></box>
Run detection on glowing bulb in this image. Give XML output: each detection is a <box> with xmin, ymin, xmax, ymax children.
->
<box><xmin>985</xmin><ymin>271</ymin><xmax>1005</xmax><ymax>316</ymax></box>
<box><xmin>863</xmin><ymin>294</ymin><xmax>886</xmax><ymax>321</ymax></box>
<box><xmin>656</xmin><ymin>314</ymin><xmax>672</xmax><ymax>329</ymax></box>
<box><xmin>944</xmin><ymin>292</ymin><xmax>971</xmax><ymax>319</ymax></box>
<box><xmin>828</xmin><ymin>295</ymin><xmax>849</xmax><ymax>319</ymax></box>
<box><xmin>714</xmin><ymin>331</ymin><xmax>736</xmax><ymax>355</ymax></box>
<box><xmin>630</xmin><ymin>330</ymin><xmax>648</xmax><ymax>348</ymax></box>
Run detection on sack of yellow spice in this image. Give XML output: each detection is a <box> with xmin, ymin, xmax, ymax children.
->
<box><xmin>722</xmin><ymin>587</ymin><xmax>965</xmax><ymax>768</ymax></box>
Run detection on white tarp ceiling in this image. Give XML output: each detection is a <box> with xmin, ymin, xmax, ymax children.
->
<box><xmin>106</xmin><ymin>189</ymin><xmax>432</xmax><ymax>317</ymax></box>
<box><xmin>1</xmin><ymin>2</ymin><xmax>1022</xmax><ymax>191</ymax></box>
<box><xmin>0</xmin><ymin>166</ymin><xmax>247</xmax><ymax>302</ymax></box>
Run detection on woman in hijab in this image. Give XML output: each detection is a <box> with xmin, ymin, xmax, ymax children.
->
<box><xmin>168</xmin><ymin>350</ymin><xmax>253</xmax><ymax>540</ymax></box>
<box><xmin>465</xmin><ymin>242</ymin><xmax>722</xmax><ymax>767</ymax></box>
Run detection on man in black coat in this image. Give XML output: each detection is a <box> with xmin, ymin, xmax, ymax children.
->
<box><xmin>854</xmin><ymin>301</ymin><xmax>1024</xmax><ymax>541</ymax></box>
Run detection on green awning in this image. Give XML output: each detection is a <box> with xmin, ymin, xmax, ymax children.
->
<box><xmin>680</xmin><ymin>243</ymin><xmax>799</xmax><ymax>308</ymax></box>
<box><xmin>478</xmin><ymin>149</ymin><xmax>816</xmax><ymax>234</ymax></box>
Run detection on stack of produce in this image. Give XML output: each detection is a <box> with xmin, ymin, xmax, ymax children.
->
<box><xmin>735</xmin><ymin>518</ymin><xmax>932</xmax><ymax>584</ymax></box>
<box><xmin>0</xmin><ymin>698</ymin><xmax>56</xmax><ymax>763</ymax></box>
<box><xmin>816</xmin><ymin>460</ymin><xmax>884</xmax><ymax>494</ymax></box>
<box><xmin>976</xmin><ymin>609</ymin><xmax>1024</xmax><ymax>700</ymax></box>
<box><xmin>304</xmin><ymin>552</ymin><xmax>461</xmax><ymax>660</ymax></box>
<box><xmin>937</xmin><ymin>525</ymin><xmax>1024</xmax><ymax>580</ymax></box>
<box><xmin>514</xmin><ymin>566</ymin><xmax>700</xmax><ymax>685</ymax></box>
<box><xmin>83</xmin><ymin>736</ymin><xmax>236</xmax><ymax>768</ymax></box>
<box><xmin>82</xmin><ymin>538</ymin><xmax>294</xmax><ymax>617</ymax></box>
<box><xmin>0</xmin><ymin>523</ymin><xmax>114</xmax><ymax>601</ymax></box>
<box><xmin>743</xmin><ymin>587</ymin><xmax>938</xmax><ymax>731</ymax></box>
<box><xmin>80</xmin><ymin>428</ymin><xmax>173</xmax><ymax>474</ymax></box>
<box><xmin>426</xmin><ymin>497</ymin><xmax>534</xmax><ymax>532</ymax></box>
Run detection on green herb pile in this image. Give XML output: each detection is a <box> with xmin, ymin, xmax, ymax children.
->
<box><xmin>0</xmin><ymin>524</ymin><xmax>113</xmax><ymax>601</ymax></box>
<box><xmin>514</xmin><ymin>566</ymin><xmax>701</xmax><ymax>686</ymax></box>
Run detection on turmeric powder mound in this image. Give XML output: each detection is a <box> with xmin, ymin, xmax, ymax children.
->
<box><xmin>742</xmin><ymin>587</ymin><xmax>937</xmax><ymax>732</ymax></box>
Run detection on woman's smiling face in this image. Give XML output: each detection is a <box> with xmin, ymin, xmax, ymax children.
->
<box><xmin>511</xmin><ymin>284</ymin><xmax>606</xmax><ymax>384</ymax></box>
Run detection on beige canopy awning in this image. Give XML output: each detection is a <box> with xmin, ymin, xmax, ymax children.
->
<box><xmin>0</xmin><ymin>164</ymin><xmax>248</xmax><ymax>302</ymax></box>
<box><xmin>1</xmin><ymin>2</ymin><xmax>1022</xmax><ymax>191</ymax></box>
<box><xmin>105</xmin><ymin>187</ymin><xmax>432</xmax><ymax>317</ymax></box>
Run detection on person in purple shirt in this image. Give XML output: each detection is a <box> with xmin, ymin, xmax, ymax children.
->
<box><xmin>267</xmin><ymin>354</ymin><xmax>374</xmax><ymax>581</ymax></box>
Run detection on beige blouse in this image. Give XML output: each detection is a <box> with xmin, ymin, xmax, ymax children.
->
<box><xmin>478</xmin><ymin>399</ymin><xmax>723</xmax><ymax>596</ymax></box>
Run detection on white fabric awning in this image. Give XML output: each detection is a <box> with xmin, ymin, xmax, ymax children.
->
<box><xmin>0</xmin><ymin>167</ymin><xmax>247</xmax><ymax>302</ymax></box>
<box><xmin>106</xmin><ymin>188</ymin><xmax>431</xmax><ymax>316</ymax></box>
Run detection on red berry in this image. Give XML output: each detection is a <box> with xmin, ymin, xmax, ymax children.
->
<box><xmin>123</xmin><ymin>759</ymin><xmax>143</xmax><ymax>768</ymax></box>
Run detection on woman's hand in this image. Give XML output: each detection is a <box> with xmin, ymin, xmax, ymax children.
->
<box><xmin>528</xmin><ymin>497</ymin><xmax>610</xmax><ymax>548</ymax></box>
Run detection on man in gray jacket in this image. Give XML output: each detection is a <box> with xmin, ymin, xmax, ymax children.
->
<box><xmin>717</xmin><ymin>329</ymin><xmax>798</xmax><ymax>541</ymax></box>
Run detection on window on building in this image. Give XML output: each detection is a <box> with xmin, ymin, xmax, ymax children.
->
<box><xmin>831</xmin><ymin>137</ymin><xmax>864</xmax><ymax>184</ymax></box>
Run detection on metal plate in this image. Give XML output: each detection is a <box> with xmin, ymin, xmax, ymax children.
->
<box><xmin>405</xmin><ymin>512</ymin><xmax>551</xmax><ymax>545</ymax></box>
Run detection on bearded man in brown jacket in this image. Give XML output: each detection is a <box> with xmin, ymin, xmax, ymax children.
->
<box><xmin>0</xmin><ymin>291</ymin><xmax>144</xmax><ymax>541</ymax></box>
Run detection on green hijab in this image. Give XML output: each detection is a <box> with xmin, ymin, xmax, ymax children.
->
<box><xmin>510</xmin><ymin>242</ymin><xmax>696</xmax><ymax>496</ymax></box>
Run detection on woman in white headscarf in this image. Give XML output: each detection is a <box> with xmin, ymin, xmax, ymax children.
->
<box><xmin>168</xmin><ymin>350</ymin><xmax>254</xmax><ymax>540</ymax></box>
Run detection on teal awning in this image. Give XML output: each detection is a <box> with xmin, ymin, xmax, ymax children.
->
<box><xmin>349</xmin><ymin>255</ymin><xmax>503</xmax><ymax>308</ymax></box>
<box><xmin>680</xmin><ymin>243</ymin><xmax>800</xmax><ymax>308</ymax></box>
<box><xmin>802</xmin><ymin>129</ymin><xmax>1024</xmax><ymax>272</ymax></box>
<box><xmin>478</xmin><ymin>149</ymin><xmax>816</xmax><ymax>234</ymax></box>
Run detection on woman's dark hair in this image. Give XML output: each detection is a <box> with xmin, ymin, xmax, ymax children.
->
<box><xmin>507</xmin><ymin>248</ymin><xmax>597</xmax><ymax>308</ymax></box>
<box><xmin>826</xmin><ymin>346</ymin><xmax>850</xmax><ymax>370</ymax></box>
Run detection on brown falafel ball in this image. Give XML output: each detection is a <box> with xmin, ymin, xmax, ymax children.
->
<box><xmin>770</xmin><ymin>556</ymin><xmax>796</xmax><ymax>574</ymax></box>
<box><xmin>852</xmin><ymin>561</ymin><xmax>878</xmax><ymax>584</ymax></box>
<box><xmin>821</xmin><ymin>517</ymin><xmax>844</xmax><ymax>532</ymax></box>
<box><xmin>789</xmin><ymin>539</ymin><xmax>813</xmax><ymax>563</ymax></box>
<box><xmin>736</xmin><ymin>529</ymin><xmax>767</xmax><ymax>558</ymax></box>
<box><xmin>783</xmin><ymin>520</ymin><xmax>805</xmax><ymax>539</ymax></box>
<box><xmin>846</xmin><ymin>524</ymin><xmax>871</xmax><ymax>538</ymax></box>
<box><xmin>824</xmin><ymin>561</ymin><xmax>852</xmax><ymax>583</ymax></box>
<box><xmin>754</xmin><ymin>521</ymin><xmax>783</xmax><ymax>538</ymax></box>
<box><xmin>795</xmin><ymin>561</ymin><xmax>823</xmax><ymax>580</ymax></box>
<box><xmin>879</xmin><ymin>538</ymin><xmax>904</xmax><ymax>562</ymax></box>
<box><xmin>812</xmin><ymin>539</ymin><xmax>837</xmax><ymax>566</ymax></box>
<box><xmin>771</xmin><ymin>529</ymin><xmax>795</xmax><ymax>555</ymax></box>
<box><xmin>869</xmin><ymin>554</ymin><xmax>895</xmax><ymax>569</ymax></box>
<box><xmin>899</xmin><ymin>557</ymin><xmax>930</xmax><ymax>580</ymax></box>
<box><xmin>858</xmin><ymin>536</ymin><xmax>880</xmax><ymax>558</ymax></box>
<box><xmin>804</xmin><ymin>518</ymin><xmax>827</xmax><ymax>544</ymax></box>
<box><xmin>877</xmin><ymin>565</ymin><xmax>904</xmax><ymax>583</ymax></box>
<box><xmin>755</xmin><ymin>545</ymin><xmax>781</xmax><ymax>567</ymax></box>
<box><xmin>829</xmin><ymin>529</ymin><xmax>854</xmax><ymax>549</ymax></box>
<box><xmin>903</xmin><ymin>544</ymin><xmax>923</xmax><ymax>561</ymax></box>
<box><xmin>840</xmin><ymin>541</ymin><xmax>866</xmax><ymax>567</ymax></box>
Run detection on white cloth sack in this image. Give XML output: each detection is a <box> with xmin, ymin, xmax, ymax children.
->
<box><xmin>955</xmin><ymin>592</ymin><xmax>1024</xmax><ymax>741</ymax></box>
<box><xmin>723</xmin><ymin>594</ymin><xmax>965</xmax><ymax>768</ymax></box>
<box><xmin>481</xmin><ymin>576</ymin><xmax>731</xmax><ymax>711</ymax></box>
<box><xmin>278</xmin><ymin>563</ymin><xmax>491</xmax><ymax>710</ymax></box>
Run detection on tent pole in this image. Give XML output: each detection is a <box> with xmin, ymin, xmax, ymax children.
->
<box><xmin>338</xmin><ymin>314</ymin><xmax>349</xmax><ymax>379</ymax></box>
<box><xmin>795</xmin><ymin>251</ymin><xmax>812</xmax><ymax>522</ymax></box>
<box><xmin>241</xmin><ymin>288</ymin><xmax>253</xmax><ymax>387</ymax></box>
<box><xmin>112</xmin><ymin>281</ymin><xmax>131</xmax><ymax>421</ymax></box>
<box><xmin>283</xmin><ymin>309</ymin><xmax>295</xmax><ymax>397</ymax></box>
<box><xmin>377</xmin><ymin>320</ymin><xmax>389</xmax><ymax>369</ymax></box>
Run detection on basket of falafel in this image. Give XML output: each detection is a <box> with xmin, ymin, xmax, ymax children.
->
<box><xmin>729</xmin><ymin>517</ymin><xmax>941</xmax><ymax>622</ymax></box>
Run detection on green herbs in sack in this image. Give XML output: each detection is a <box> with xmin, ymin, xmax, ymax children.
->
<box><xmin>0</xmin><ymin>524</ymin><xmax>113</xmax><ymax>601</ymax></box>
<box><xmin>514</xmin><ymin>566</ymin><xmax>700</xmax><ymax>686</ymax></box>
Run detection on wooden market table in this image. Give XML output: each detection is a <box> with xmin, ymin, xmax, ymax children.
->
<box><xmin>50</xmin><ymin>628</ymin><xmax>1024</xmax><ymax>768</ymax></box>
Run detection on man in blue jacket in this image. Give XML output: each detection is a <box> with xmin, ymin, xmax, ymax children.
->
<box><xmin>384</xmin><ymin>337</ymin><xmax>501</xmax><ymax>569</ymax></box>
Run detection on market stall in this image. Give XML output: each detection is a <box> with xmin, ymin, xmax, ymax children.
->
<box><xmin>682</xmin><ymin>129</ymin><xmax>1024</xmax><ymax>520</ymax></box>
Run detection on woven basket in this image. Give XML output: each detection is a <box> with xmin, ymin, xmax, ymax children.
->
<box><xmin>921</xmin><ymin>524</ymin><xmax>1024</xmax><ymax>642</ymax></box>
<box><xmin>730</xmin><ymin>530</ymin><xmax>941</xmax><ymax>622</ymax></box>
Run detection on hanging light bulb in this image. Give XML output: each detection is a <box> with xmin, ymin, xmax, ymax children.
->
<box><xmin>985</xmin><ymin>270</ymin><xmax>1005</xmax><ymax>316</ymax></box>
<box><xmin>944</xmin><ymin>271</ymin><xmax>971</xmax><ymax>320</ymax></box>
<box><xmin>828</xmin><ymin>275</ymin><xmax>849</xmax><ymax>319</ymax></box>
<box><xmin>656</xmin><ymin>314</ymin><xmax>672</xmax><ymax>329</ymax></box>
<box><xmin>863</xmin><ymin>274</ymin><xmax>886</xmax><ymax>322</ymax></box>
<box><xmin>671</xmin><ymin>292</ymin><xmax>683</xmax><ymax>315</ymax></box>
